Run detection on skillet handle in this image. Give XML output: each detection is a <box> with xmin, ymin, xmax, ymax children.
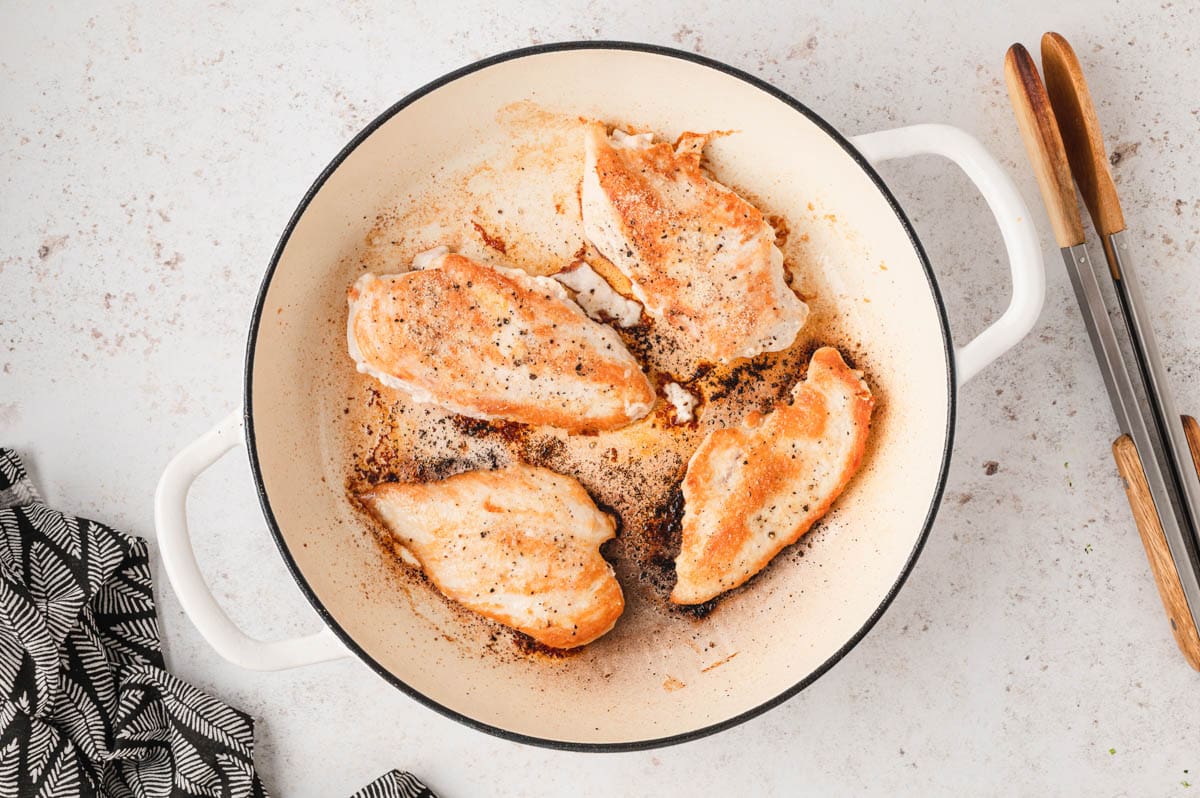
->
<box><xmin>849</xmin><ymin>124</ymin><xmax>1046</xmax><ymax>386</ymax></box>
<box><xmin>154</xmin><ymin>409</ymin><xmax>350</xmax><ymax>670</ymax></box>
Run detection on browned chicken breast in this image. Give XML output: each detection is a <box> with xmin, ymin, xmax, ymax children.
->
<box><xmin>581</xmin><ymin>124</ymin><xmax>808</xmax><ymax>364</ymax></box>
<box><xmin>671</xmin><ymin>348</ymin><xmax>874</xmax><ymax>604</ymax></box>
<box><xmin>347</xmin><ymin>248</ymin><xmax>655</xmax><ymax>432</ymax></box>
<box><xmin>359</xmin><ymin>464</ymin><xmax>625</xmax><ymax>649</ymax></box>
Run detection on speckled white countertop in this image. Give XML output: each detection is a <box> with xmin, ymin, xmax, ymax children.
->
<box><xmin>3</xmin><ymin>1</ymin><xmax>1199</xmax><ymax>795</ymax></box>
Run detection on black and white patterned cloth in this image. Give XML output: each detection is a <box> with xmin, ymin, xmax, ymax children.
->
<box><xmin>0</xmin><ymin>448</ymin><xmax>435</xmax><ymax>798</ymax></box>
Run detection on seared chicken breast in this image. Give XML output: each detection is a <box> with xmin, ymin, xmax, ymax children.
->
<box><xmin>347</xmin><ymin>248</ymin><xmax>655</xmax><ymax>432</ymax></box>
<box><xmin>671</xmin><ymin>348</ymin><xmax>874</xmax><ymax>604</ymax></box>
<box><xmin>359</xmin><ymin>464</ymin><xmax>625</xmax><ymax>649</ymax></box>
<box><xmin>581</xmin><ymin>124</ymin><xmax>808</xmax><ymax>363</ymax></box>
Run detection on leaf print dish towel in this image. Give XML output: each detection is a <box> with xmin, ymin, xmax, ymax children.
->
<box><xmin>0</xmin><ymin>448</ymin><xmax>435</xmax><ymax>798</ymax></box>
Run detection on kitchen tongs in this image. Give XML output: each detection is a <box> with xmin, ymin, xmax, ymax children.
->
<box><xmin>1006</xmin><ymin>33</ymin><xmax>1200</xmax><ymax>669</ymax></box>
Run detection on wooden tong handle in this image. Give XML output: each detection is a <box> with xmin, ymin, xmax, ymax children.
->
<box><xmin>1041</xmin><ymin>32</ymin><xmax>1127</xmax><ymax>236</ymax></box>
<box><xmin>1004</xmin><ymin>43</ymin><xmax>1086</xmax><ymax>248</ymax></box>
<box><xmin>1187</xmin><ymin>415</ymin><xmax>1200</xmax><ymax>477</ymax></box>
<box><xmin>1112</xmin><ymin>415</ymin><xmax>1200</xmax><ymax>670</ymax></box>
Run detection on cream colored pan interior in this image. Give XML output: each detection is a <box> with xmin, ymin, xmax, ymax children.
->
<box><xmin>246</xmin><ymin>45</ymin><xmax>952</xmax><ymax>747</ymax></box>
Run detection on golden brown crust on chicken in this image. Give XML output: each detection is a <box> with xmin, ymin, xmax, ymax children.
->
<box><xmin>671</xmin><ymin>348</ymin><xmax>874</xmax><ymax>604</ymax></box>
<box><xmin>581</xmin><ymin>124</ymin><xmax>808</xmax><ymax>364</ymax></box>
<box><xmin>359</xmin><ymin>464</ymin><xmax>625</xmax><ymax>649</ymax></box>
<box><xmin>347</xmin><ymin>250</ymin><xmax>655</xmax><ymax>432</ymax></box>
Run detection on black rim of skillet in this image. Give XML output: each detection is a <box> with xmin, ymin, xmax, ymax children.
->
<box><xmin>243</xmin><ymin>40</ymin><xmax>957</xmax><ymax>753</ymax></box>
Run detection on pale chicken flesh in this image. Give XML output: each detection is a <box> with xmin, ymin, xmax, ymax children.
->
<box><xmin>671</xmin><ymin>348</ymin><xmax>874</xmax><ymax>604</ymax></box>
<box><xmin>359</xmin><ymin>464</ymin><xmax>625</xmax><ymax>649</ymax></box>
<box><xmin>347</xmin><ymin>248</ymin><xmax>655</xmax><ymax>432</ymax></box>
<box><xmin>581</xmin><ymin>124</ymin><xmax>809</xmax><ymax>364</ymax></box>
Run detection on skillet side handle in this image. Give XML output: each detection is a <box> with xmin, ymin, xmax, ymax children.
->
<box><xmin>849</xmin><ymin>124</ymin><xmax>1046</xmax><ymax>387</ymax></box>
<box><xmin>154</xmin><ymin>409</ymin><xmax>350</xmax><ymax>670</ymax></box>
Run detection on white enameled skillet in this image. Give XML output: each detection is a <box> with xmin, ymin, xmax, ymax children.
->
<box><xmin>155</xmin><ymin>42</ymin><xmax>1043</xmax><ymax>750</ymax></box>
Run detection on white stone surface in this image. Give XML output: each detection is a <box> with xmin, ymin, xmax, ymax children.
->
<box><xmin>2</xmin><ymin>1</ymin><xmax>1199</xmax><ymax>794</ymax></box>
